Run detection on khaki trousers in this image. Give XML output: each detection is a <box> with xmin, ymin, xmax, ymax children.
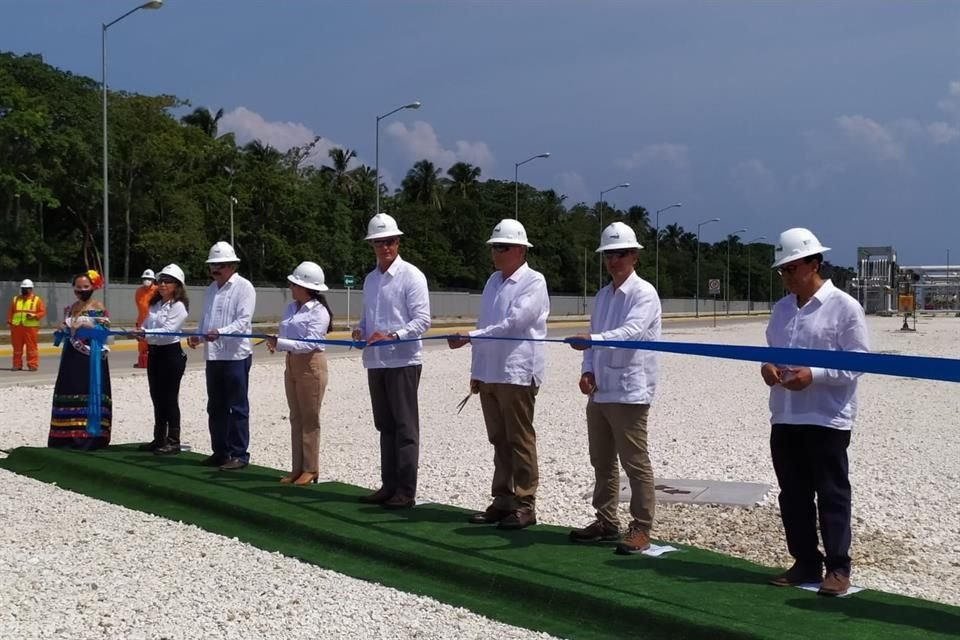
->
<box><xmin>284</xmin><ymin>351</ymin><xmax>328</xmax><ymax>474</ymax></box>
<box><xmin>478</xmin><ymin>382</ymin><xmax>539</xmax><ymax>511</ymax></box>
<box><xmin>586</xmin><ymin>400</ymin><xmax>655</xmax><ymax>533</ymax></box>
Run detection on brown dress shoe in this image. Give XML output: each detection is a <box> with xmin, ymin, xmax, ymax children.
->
<box><xmin>769</xmin><ymin>562</ymin><xmax>824</xmax><ymax>587</ymax></box>
<box><xmin>358</xmin><ymin>487</ymin><xmax>394</xmax><ymax>504</ymax></box>
<box><xmin>614</xmin><ymin>522</ymin><xmax>651</xmax><ymax>555</ymax></box>
<box><xmin>200</xmin><ymin>455</ymin><xmax>226</xmax><ymax>466</ymax></box>
<box><xmin>817</xmin><ymin>570</ymin><xmax>851</xmax><ymax>597</ymax></box>
<box><xmin>497</xmin><ymin>509</ymin><xmax>537</xmax><ymax>530</ymax></box>
<box><xmin>219</xmin><ymin>458</ymin><xmax>248</xmax><ymax>471</ymax></box>
<box><xmin>382</xmin><ymin>494</ymin><xmax>415</xmax><ymax>510</ymax></box>
<box><xmin>569</xmin><ymin>519</ymin><xmax>621</xmax><ymax>543</ymax></box>
<box><xmin>468</xmin><ymin>505</ymin><xmax>513</xmax><ymax>525</ymax></box>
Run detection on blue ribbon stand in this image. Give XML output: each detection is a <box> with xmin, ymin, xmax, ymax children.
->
<box><xmin>85</xmin><ymin>324</ymin><xmax>109</xmax><ymax>436</ymax></box>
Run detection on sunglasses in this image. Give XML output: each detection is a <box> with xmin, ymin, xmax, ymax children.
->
<box><xmin>157</xmin><ymin>277</ymin><xmax>177</xmax><ymax>285</ymax></box>
<box><xmin>777</xmin><ymin>263</ymin><xmax>803</xmax><ymax>275</ymax></box>
<box><xmin>603</xmin><ymin>250</ymin><xmax>630</xmax><ymax>259</ymax></box>
<box><xmin>490</xmin><ymin>244</ymin><xmax>513</xmax><ymax>253</ymax></box>
<box><xmin>372</xmin><ymin>238</ymin><xmax>399</xmax><ymax>247</ymax></box>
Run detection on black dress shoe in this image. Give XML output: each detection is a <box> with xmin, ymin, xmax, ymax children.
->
<box><xmin>382</xmin><ymin>495</ymin><xmax>415</xmax><ymax>510</ymax></box>
<box><xmin>153</xmin><ymin>443</ymin><xmax>181</xmax><ymax>456</ymax></box>
<box><xmin>219</xmin><ymin>458</ymin><xmax>248</xmax><ymax>471</ymax></box>
<box><xmin>200</xmin><ymin>455</ymin><xmax>226</xmax><ymax>466</ymax></box>
<box><xmin>497</xmin><ymin>510</ymin><xmax>537</xmax><ymax>530</ymax></box>
<box><xmin>358</xmin><ymin>487</ymin><xmax>394</xmax><ymax>504</ymax></box>
<box><xmin>138</xmin><ymin>442</ymin><xmax>159</xmax><ymax>452</ymax></box>
<box><xmin>467</xmin><ymin>505</ymin><xmax>513</xmax><ymax>525</ymax></box>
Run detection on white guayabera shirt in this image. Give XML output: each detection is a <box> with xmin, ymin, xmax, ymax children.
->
<box><xmin>357</xmin><ymin>255</ymin><xmax>431</xmax><ymax>369</ymax></box>
<box><xmin>581</xmin><ymin>271</ymin><xmax>661</xmax><ymax>404</ymax></box>
<box><xmin>198</xmin><ymin>272</ymin><xmax>257</xmax><ymax>361</ymax></box>
<box><xmin>766</xmin><ymin>279</ymin><xmax>870</xmax><ymax>431</ymax></box>
<box><xmin>469</xmin><ymin>262</ymin><xmax>550</xmax><ymax>386</ymax></box>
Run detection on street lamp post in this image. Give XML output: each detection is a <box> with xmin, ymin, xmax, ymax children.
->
<box><xmin>598</xmin><ymin>182</ymin><xmax>630</xmax><ymax>288</ymax></box>
<box><xmin>375</xmin><ymin>100</ymin><xmax>421</xmax><ymax>215</ymax></box>
<box><xmin>746</xmin><ymin>235</ymin><xmax>766</xmax><ymax>315</ymax></box>
<box><xmin>654</xmin><ymin>202</ymin><xmax>682</xmax><ymax>294</ymax></box>
<box><xmin>696</xmin><ymin>218</ymin><xmax>720</xmax><ymax>318</ymax></box>
<box><xmin>102</xmin><ymin>0</ymin><xmax>163</xmax><ymax>307</ymax></box>
<box><xmin>514</xmin><ymin>153</ymin><xmax>550</xmax><ymax>219</ymax></box>
<box><xmin>229</xmin><ymin>196</ymin><xmax>238</xmax><ymax>246</ymax></box>
<box><xmin>726</xmin><ymin>227</ymin><xmax>747</xmax><ymax>315</ymax></box>
<box><xmin>770</xmin><ymin>245</ymin><xmax>775</xmax><ymax>310</ymax></box>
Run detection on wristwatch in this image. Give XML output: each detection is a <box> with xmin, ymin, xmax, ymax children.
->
<box><xmin>389</xmin><ymin>332</ymin><xmax>399</xmax><ymax>340</ymax></box>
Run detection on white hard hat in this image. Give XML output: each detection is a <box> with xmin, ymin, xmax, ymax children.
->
<box><xmin>487</xmin><ymin>219</ymin><xmax>533</xmax><ymax>248</ymax></box>
<box><xmin>596</xmin><ymin>222</ymin><xmax>643</xmax><ymax>253</ymax></box>
<box><xmin>772</xmin><ymin>227</ymin><xmax>831</xmax><ymax>268</ymax></box>
<box><xmin>158</xmin><ymin>264</ymin><xmax>185</xmax><ymax>285</ymax></box>
<box><xmin>206</xmin><ymin>241</ymin><xmax>240</xmax><ymax>264</ymax></box>
<box><xmin>20</xmin><ymin>279</ymin><xmax>34</xmax><ymax>289</ymax></box>
<box><xmin>140</xmin><ymin>268</ymin><xmax>156</xmax><ymax>280</ymax></box>
<box><xmin>287</xmin><ymin>261</ymin><xmax>329</xmax><ymax>292</ymax></box>
<box><xmin>364</xmin><ymin>213</ymin><xmax>404</xmax><ymax>241</ymax></box>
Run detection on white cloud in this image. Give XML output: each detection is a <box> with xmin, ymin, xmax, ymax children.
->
<box><xmin>385</xmin><ymin>121</ymin><xmax>495</xmax><ymax>173</ymax></box>
<box><xmin>835</xmin><ymin>115</ymin><xmax>903</xmax><ymax>162</ymax></box>
<box><xmin>936</xmin><ymin>80</ymin><xmax>960</xmax><ymax>114</ymax></box>
<box><xmin>555</xmin><ymin>171</ymin><xmax>589</xmax><ymax>205</ymax></box>
<box><xmin>926</xmin><ymin>121</ymin><xmax>960</xmax><ymax>145</ymax></box>
<box><xmin>616</xmin><ymin>144</ymin><xmax>689</xmax><ymax>171</ymax></box>
<box><xmin>729</xmin><ymin>158</ymin><xmax>778</xmax><ymax>207</ymax></box>
<box><xmin>218</xmin><ymin>106</ymin><xmax>364</xmax><ymax>169</ymax></box>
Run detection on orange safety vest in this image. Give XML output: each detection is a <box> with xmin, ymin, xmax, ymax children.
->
<box><xmin>10</xmin><ymin>295</ymin><xmax>43</xmax><ymax>327</ymax></box>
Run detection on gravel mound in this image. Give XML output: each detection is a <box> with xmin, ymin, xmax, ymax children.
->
<box><xmin>2</xmin><ymin>316</ymin><xmax>958</xmax><ymax>637</ymax></box>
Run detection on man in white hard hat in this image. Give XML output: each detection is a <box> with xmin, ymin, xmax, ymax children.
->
<box><xmin>352</xmin><ymin>213</ymin><xmax>431</xmax><ymax>509</ymax></box>
<box><xmin>188</xmin><ymin>241</ymin><xmax>257</xmax><ymax>471</ymax></box>
<box><xmin>134</xmin><ymin>268</ymin><xmax>157</xmax><ymax>368</ymax></box>
<box><xmin>762</xmin><ymin>227</ymin><xmax>869</xmax><ymax>597</ymax></box>
<box><xmin>448</xmin><ymin>218</ymin><xmax>549</xmax><ymax>530</ymax></box>
<box><xmin>567</xmin><ymin>222</ymin><xmax>662</xmax><ymax>555</ymax></box>
<box><xmin>7</xmin><ymin>278</ymin><xmax>46</xmax><ymax>371</ymax></box>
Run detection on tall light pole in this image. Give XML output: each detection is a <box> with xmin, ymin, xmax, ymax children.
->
<box><xmin>375</xmin><ymin>100</ymin><xmax>421</xmax><ymax>215</ymax></box>
<box><xmin>514</xmin><ymin>153</ymin><xmax>550</xmax><ymax>219</ymax></box>
<box><xmin>726</xmin><ymin>227</ymin><xmax>747</xmax><ymax>315</ymax></box>
<box><xmin>696</xmin><ymin>217</ymin><xmax>720</xmax><ymax>318</ymax></box>
<box><xmin>770</xmin><ymin>244</ymin><xmax>776</xmax><ymax>310</ymax></box>
<box><xmin>598</xmin><ymin>182</ymin><xmax>630</xmax><ymax>288</ymax></box>
<box><xmin>229</xmin><ymin>197</ymin><xmax>238</xmax><ymax>246</ymax></box>
<box><xmin>746</xmin><ymin>235</ymin><xmax>766</xmax><ymax>315</ymax></box>
<box><xmin>102</xmin><ymin>0</ymin><xmax>163</xmax><ymax>307</ymax></box>
<box><xmin>654</xmin><ymin>202</ymin><xmax>682</xmax><ymax>294</ymax></box>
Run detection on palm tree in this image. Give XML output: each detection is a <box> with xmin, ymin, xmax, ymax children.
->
<box><xmin>321</xmin><ymin>148</ymin><xmax>357</xmax><ymax>195</ymax></box>
<box><xmin>445</xmin><ymin>162</ymin><xmax>481</xmax><ymax>198</ymax></box>
<box><xmin>402</xmin><ymin>159</ymin><xmax>443</xmax><ymax>209</ymax></box>
<box><xmin>181</xmin><ymin>106</ymin><xmax>224</xmax><ymax>137</ymax></box>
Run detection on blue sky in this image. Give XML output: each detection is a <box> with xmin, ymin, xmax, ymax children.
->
<box><xmin>3</xmin><ymin>1</ymin><xmax>959</xmax><ymax>267</ymax></box>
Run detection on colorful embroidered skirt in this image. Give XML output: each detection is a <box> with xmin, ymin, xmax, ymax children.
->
<box><xmin>48</xmin><ymin>342</ymin><xmax>112</xmax><ymax>450</ymax></box>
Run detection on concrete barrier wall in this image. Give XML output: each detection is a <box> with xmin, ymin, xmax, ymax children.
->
<box><xmin>0</xmin><ymin>280</ymin><xmax>770</xmax><ymax>328</ymax></box>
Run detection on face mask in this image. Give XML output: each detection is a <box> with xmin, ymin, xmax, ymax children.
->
<box><xmin>20</xmin><ymin>288</ymin><xmax>29</xmax><ymax>296</ymax></box>
<box><xmin>74</xmin><ymin>289</ymin><xmax>94</xmax><ymax>301</ymax></box>
<box><xmin>143</xmin><ymin>279</ymin><xmax>154</xmax><ymax>287</ymax></box>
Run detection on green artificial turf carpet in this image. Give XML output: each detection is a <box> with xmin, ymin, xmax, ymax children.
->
<box><xmin>2</xmin><ymin>445</ymin><xmax>959</xmax><ymax>640</ymax></box>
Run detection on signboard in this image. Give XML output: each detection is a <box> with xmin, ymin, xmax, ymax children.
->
<box><xmin>708</xmin><ymin>278</ymin><xmax>721</xmax><ymax>296</ymax></box>
<box><xmin>344</xmin><ymin>275</ymin><xmax>356</xmax><ymax>289</ymax></box>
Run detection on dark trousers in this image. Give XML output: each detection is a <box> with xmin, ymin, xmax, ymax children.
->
<box><xmin>368</xmin><ymin>365</ymin><xmax>422</xmax><ymax>498</ymax></box>
<box><xmin>206</xmin><ymin>357</ymin><xmax>252</xmax><ymax>462</ymax></box>
<box><xmin>770</xmin><ymin>424</ymin><xmax>852</xmax><ymax>575</ymax></box>
<box><xmin>146</xmin><ymin>343</ymin><xmax>187</xmax><ymax>445</ymax></box>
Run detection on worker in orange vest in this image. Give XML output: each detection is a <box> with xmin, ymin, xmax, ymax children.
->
<box><xmin>134</xmin><ymin>268</ymin><xmax>158</xmax><ymax>368</ymax></box>
<box><xmin>7</xmin><ymin>279</ymin><xmax>46</xmax><ymax>371</ymax></box>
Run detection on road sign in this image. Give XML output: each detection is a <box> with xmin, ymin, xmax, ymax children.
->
<box><xmin>344</xmin><ymin>275</ymin><xmax>355</xmax><ymax>289</ymax></box>
<box><xmin>708</xmin><ymin>278</ymin><xmax>721</xmax><ymax>296</ymax></box>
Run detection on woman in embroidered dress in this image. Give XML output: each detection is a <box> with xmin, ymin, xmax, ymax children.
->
<box><xmin>265</xmin><ymin>261</ymin><xmax>332</xmax><ymax>485</ymax></box>
<box><xmin>48</xmin><ymin>271</ymin><xmax>112</xmax><ymax>449</ymax></box>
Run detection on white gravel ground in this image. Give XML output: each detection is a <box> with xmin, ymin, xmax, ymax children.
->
<box><xmin>1</xmin><ymin>316</ymin><xmax>959</xmax><ymax>638</ymax></box>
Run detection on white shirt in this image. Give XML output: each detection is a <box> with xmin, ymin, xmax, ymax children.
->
<box><xmin>357</xmin><ymin>255</ymin><xmax>431</xmax><ymax>369</ymax></box>
<box><xmin>142</xmin><ymin>300</ymin><xmax>188</xmax><ymax>346</ymax></box>
<box><xmin>582</xmin><ymin>272</ymin><xmax>661</xmax><ymax>404</ymax></box>
<box><xmin>469</xmin><ymin>262</ymin><xmax>549</xmax><ymax>386</ymax></box>
<box><xmin>276</xmin><ymin>299</ymin><xmax>330</xmax><ymax>353</ymax></box>
<box><xmin>198</xmin><ymin>272</ymin><xmax>256</xmax><ymax>361</ymax></box>
<box><xmin>766</xmin><ymin>279</ymin><xmax>869</xmax><ymax>430</ymax></box>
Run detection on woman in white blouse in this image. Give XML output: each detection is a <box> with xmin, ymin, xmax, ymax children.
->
<box><xmin>266</xmin><ymin>261</ymin><xmax>332</xmax><ymax>485</ymax></box>
<box><xmin>139</xmin><ymin>263</ymin><xmax>189</xmax><ymax>455</ymax></box>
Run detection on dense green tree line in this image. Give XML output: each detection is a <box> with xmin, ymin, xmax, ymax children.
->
<box><xmin>0</xmin><ymin>52</ymin><xmax>853</xmax><ymax>298</ymax></box>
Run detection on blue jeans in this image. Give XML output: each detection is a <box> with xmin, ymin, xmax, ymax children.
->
<box><xmin>206</xmin><ymin>357</ymin><xmax>252</xmax><ymax>462</ymax></box>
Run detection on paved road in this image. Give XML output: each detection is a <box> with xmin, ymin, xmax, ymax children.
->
<box><xmin>0</xmin><ymin>316</ymin><xmax>766</xmax><ymax>389</ymax></box>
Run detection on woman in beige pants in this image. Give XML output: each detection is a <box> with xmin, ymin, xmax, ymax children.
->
<box><xmin>266</xmin><ymin>262</ymin><xmax>332</xmax><ymax>485</ymax></box>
